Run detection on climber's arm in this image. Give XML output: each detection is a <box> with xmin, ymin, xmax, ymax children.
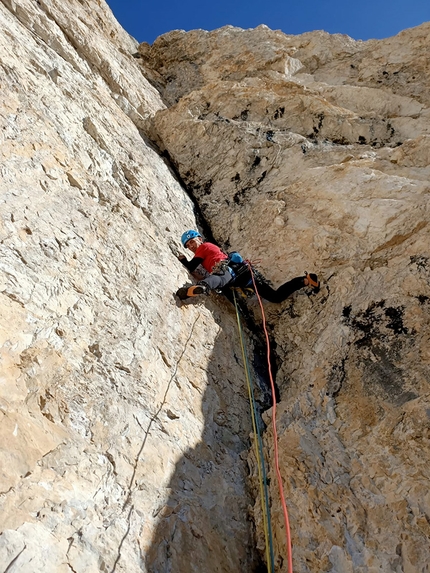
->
<box><xmin>178</xmin><ymin>255</ymin><xmax>204</xmax><ymax>273</ymax></box>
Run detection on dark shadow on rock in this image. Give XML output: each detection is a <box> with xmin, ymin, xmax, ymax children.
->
<box><xmin>144</xmin><ymin>298</ymin><xmax>268</xmax><ymax>573</ymax></box>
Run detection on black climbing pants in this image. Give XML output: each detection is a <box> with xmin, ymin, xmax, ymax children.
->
<box><xmin>201</xmin><ymin>267</ymin><xmax>305</xmax><ymax>303</ymax></box>
<box><xmin>254</xmin><ymin>276</ymin><xmax>305</xmax><ymax>303</ymax></box>
<box><xmin>230</xmin><ymin>267</ymin><xmax>305</xmax><ymax>303</ymax></box>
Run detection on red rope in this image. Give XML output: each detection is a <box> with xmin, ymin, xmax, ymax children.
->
<box><xmin>247</xmin><ymin>262</ymin><xmax>293</xmax><ymax>573</ymax></box>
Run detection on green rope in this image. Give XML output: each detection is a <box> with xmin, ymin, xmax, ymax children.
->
<box><xmin>233</xmin><ymin>291</ymin><xmax>275</xmax><ymax>573</ymax></box>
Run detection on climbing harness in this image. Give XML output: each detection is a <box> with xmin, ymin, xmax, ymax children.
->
<box><xmin>212</xmin><ymin>258</ymin><xmax>232</xmax><ymax>275</ymax></box>
<box><xmin>212</xmin><ymin>251</ymin><xmax>246</xmax><ymax>278</ymax></box>
<box><xmin>233</xmin><ymin>289</ymin><xmax>275</xmax><ymax>573</ymax></box>
<box><xmin>233</xmin><ymin>262</ymin><xmax>294</xmax><ymax>573</ymax></box>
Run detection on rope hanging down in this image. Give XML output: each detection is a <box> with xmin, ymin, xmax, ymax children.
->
<box><xmin>247</xmin><ymin>262</ymin><xmax>294</xmax><ymax>573</ymax></box>
<box><xmin>233</xmin><ymin>290</ymin><xmax>275</xmax><ymax>573</ymax></box>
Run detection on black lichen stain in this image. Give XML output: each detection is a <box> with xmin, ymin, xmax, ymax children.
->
<box><xmin>385</xmin><ymin>306</ymin><xmax>408</xmax><ymax>335</ymax></box>
<box><xmin>203</xmin><ymin>180</ymin><xmax>212</xmax><ymax>195</ymax></box>
<box><xmin>363</xmin><ymin>345</ymin><xmax>417</xmax><ymax>406</ymax></box>
<box><xmin>233</xmin><ymin>186</ymin><xmax>252</xmax><ymax>205</ymax></box>
<box><xmin>331</xmin><ymin>137</ymin><xmax>349</xmax><ymax>145</ymax></box>
<box><xmin>256</xmin><ymin>171</ymin><xmax>267</xmax><ymax>184</ymax></box>
<box><xmin>328</xmin><ymin>358</ymin><xmax>346</xmax><ymax>397</ymax></box>
<box><xmin>309</xmin><ymin>113</ymin><xmax>325</xmax><ymax>138</ymax></box>
<box><xmin>410</xmin><ymin>255</ymin><xmax>428</xmax><ymax>271</ymax></box>
<box><xmin>251</xmin><ymin>156</ymin><xmax>261</xmax><ymax>168</ymax></box>
<box><xmin>342</xmin><ymin>300</ymin><xmax>417</xmax><ymax>405</ymax></box>
<box><xmin>342</xmin><ymin>305</ymin><xmax>352</xmax><ymax>319</ymax></box>
<box><xmin>343</xmin><ymin>300</ymin><xmax>385</xmax><ymax>348</ymax></box>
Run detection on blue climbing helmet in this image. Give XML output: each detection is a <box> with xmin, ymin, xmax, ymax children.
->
<box><xmin>181</xmin><ymin>229</ymin><xmax>201</xmax><ymax>247</ymax></box>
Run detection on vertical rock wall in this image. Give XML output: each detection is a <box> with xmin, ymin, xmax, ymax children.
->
<box><xmin>1</xmin><ymin>2</ymin><xmax>430</xmax><ymax>571</ymax></box>
<box><xmin>0</xmin><ymin>2</ymin><xmax>261</xmax><ymax>572</ymax></box>
<box><xmin>142</xmin><ymin>24</ymin><xmax>430</xmax><ymax>572</ymax></box>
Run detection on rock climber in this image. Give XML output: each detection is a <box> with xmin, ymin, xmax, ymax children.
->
<box><xmin>175</xmin><ymin>230</ymin><xmax>320</xmax><ymax>301</ymax></box>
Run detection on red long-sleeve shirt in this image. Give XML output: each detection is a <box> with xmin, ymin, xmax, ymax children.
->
<box><xmin>181</xmin><ymin>242</ymin><xmax>227</xmax><ymax>273</ymax></box>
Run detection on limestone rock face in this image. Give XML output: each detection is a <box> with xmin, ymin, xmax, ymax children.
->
<box><xmin>0</xmin><ymin>3</ymin><xmax>260</xmax><ymax>572</ymax></box>
<box><xmin>1</xmin><ymin>2</ymin><xmax>430</xmax><ymax>572</ymax></box>
<box><xmin>143</xmin><ymin>24</ymin><xmax>430</xmax><ymax>573</ymax></box>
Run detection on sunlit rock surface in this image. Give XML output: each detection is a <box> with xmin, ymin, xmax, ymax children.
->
<box><xmin>0</xmin><ymin>2</ymin><xmax>260</xmax><ymax>572</ymax></box>
<box><xmin>144</xmin><ymin>23</ymin><xmax>430</xmax><ymax>573</ymax></box>
<box><xmin>1</xmin><ymin>2</ymin><xmax>430</xmax><ymax>572</ymax></box>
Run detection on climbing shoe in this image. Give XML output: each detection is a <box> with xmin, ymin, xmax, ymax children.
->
<box><xmin>304</xmin><ymin>272</ymin><xmax>320</xmax><ymax>293</ymax></box>
<box><xmin>176</xmin><ymin>284</ymin><xmax>208</xmax><ymax>300</ymax></box>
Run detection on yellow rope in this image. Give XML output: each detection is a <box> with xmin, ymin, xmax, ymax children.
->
<box><xmin>233</xmin><ymin>291</ymin><xmax>273</xmax><ymax>573</ymax></box>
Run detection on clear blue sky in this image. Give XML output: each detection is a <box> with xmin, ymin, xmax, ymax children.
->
<box><xmin>105</xmin><ymin>0</ymin><xmax>429</xmax><ymax>44</ymax></box>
